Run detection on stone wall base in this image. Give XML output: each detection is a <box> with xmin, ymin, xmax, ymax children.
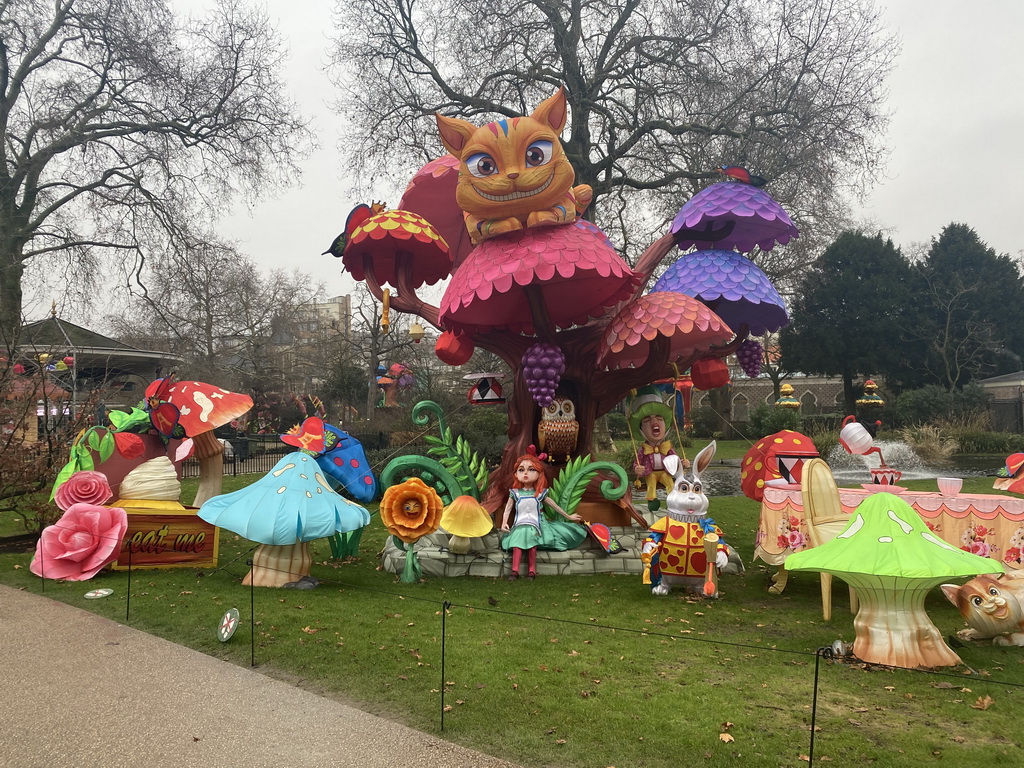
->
<box><xmin>379</xmin><ymin>520</ymin><xmax>656</xmax><ymax>580</ymax></box>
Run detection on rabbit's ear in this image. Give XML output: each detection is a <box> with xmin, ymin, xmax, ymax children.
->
<box><xmin>691</xmin><ymin>441</ymin><xmax>717</xmax><ymax>479</ymax></box>
<box><xmin>663</xmin><ymin>454</ymin><xmax>682</xmax><ymax>478</ymax></box>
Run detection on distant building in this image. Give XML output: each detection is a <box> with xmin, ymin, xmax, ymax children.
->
<box><xmin>977</xmin><ymin>371</ymin><xmax>1024</xmax><ymax>432</ymax></box>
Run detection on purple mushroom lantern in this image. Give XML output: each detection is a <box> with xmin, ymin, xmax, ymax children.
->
<box><xmin>671</xmin><ymin>182</ymin><xmax>799</xmax><ymax>254</ymax></box>
<box><xmin>652</xmin><ymin>249</ymin><xmax>789</xmax><ymax>337</ymax></box>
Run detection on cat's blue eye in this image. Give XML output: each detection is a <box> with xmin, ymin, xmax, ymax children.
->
<box><xmin>525</xmin><ymin>140</ymin><xmax>553</xmax><ymax>167</ymax></box>
<box><xmin>466</xmin><ymin>153</ymin><xmax>498</xmax><ymax>177</ymax></box>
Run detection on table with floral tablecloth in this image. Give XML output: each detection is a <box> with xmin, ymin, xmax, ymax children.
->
<box><xmin>755</xmin><ymin>484</ymin><xmax>1024</xmax><ymax>593</ymax></box>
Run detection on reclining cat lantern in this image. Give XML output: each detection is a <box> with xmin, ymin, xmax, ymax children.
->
<box><xmin>436</xmin><ymin>87</ymin><xmax>593</xmax><ymax>244</ymax></box>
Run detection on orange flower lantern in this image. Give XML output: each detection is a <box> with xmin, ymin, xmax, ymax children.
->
<box><xmin>380</xmin><ymin>477</ymin><xmax>443</xmax><ymax>544</ymax></box>
<box><xmin>690</xmin><ymin>358</ymin><xmax>730</xmax><ymax>391</ymax></box>
<box><xmin>380</xmin><ymin>477</ymin><xmax>445</xmax><ymax>582</ymax></box>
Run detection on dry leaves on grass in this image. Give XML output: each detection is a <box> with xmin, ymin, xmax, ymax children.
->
<box><xmin>971</xmin><ymin>695</ymin><xmax>994</xmax><ymax>710</ymax></box>
<box><xmin>719</xmin><ymin>733</ymin><xmax>735</xmax><ymax>743</ymax></box>
<box><xmin>301</xmin><ymin>626</ymin><xmax>319</xmax><ymax>634</ymax></box>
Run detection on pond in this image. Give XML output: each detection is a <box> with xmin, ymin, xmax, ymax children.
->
<box><xmin>639</xmin><ymin>439</ymin><xmax>1009</xmax><ymax>500</ymax></box>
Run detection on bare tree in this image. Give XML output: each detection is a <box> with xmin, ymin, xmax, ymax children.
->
<box><xmin>327</xmin><ymin>0</ymin><xmax>897</xmax><ymax>262</ymax></box>
<box><xmin>0</xmin><ymin>0</ymin><xmax>314</xmax><ymax>353</ymax></box>
<box><xmin>110</xmin><ymin>249</ymin><xmax>324</xmax><ymax>395</ymax></box>
<box><xmin>912</xmin><ymin>276</ymin><xmax>999</xmax><ymax>392</ymax></box>
<box><xmin>332</xmin><ymin>286</ymin><xmax>421</xmax><ymax>419</ymax></box>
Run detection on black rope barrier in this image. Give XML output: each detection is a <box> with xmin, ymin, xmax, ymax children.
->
<box><xmin>248</xmin><ymin>558</ymin><xmax>256</xmax><ymax>667</ymax></box>
<box><xmin>125</xmin><ymin>545</ymin><xmax>131</xmax><ymax>623</ymax></box>
<box><xmin>20</xmin><ymin>519</ymin><xmax>1024</xmax><ymax>762</ymax></box>
<box><xmin>441</xmin><ymin>599</ymin><xmax>452</xmax><ymax>732</ymax></box>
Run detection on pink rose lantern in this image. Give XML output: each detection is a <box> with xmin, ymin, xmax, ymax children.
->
<box><xmin>31</xmin><ymin>503</ymin><xmax>128</xmax><ymax>581</ymax></box>
<box><xmin>54</xmin><ymin>471</ymin><xmax>113</xmax><ymax>511</ymax></box>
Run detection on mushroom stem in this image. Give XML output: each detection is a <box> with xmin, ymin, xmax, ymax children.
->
<box><xmin>848</xmin><ymin>576</ymin><xmax>961</xmax><ymax>668</ymax></box>
<box><xmin>191</xmin><ymin>430</ymin><xmax>224</xmax><ymax>508</ymax></box>
<box><xmin>243</xmin><ymin>542</ymin><xmax>312</xmax><ymax>588</ymax></box>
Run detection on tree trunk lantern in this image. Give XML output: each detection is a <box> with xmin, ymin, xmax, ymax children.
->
<box><xmin>691</xmin><ymin>357</ymin><xmax>730</xmax><ymax>391</ymax></box>
<box><xmin>334</xmin><ymin>87</ymin><xmax>799</xmax><ymax>523</ymax></box>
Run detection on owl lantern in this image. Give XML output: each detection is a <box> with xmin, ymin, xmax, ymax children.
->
<box><xmin>537</xmin><ymin>397</ymin><xmax>579</xmax><ymax>462</ymax></box>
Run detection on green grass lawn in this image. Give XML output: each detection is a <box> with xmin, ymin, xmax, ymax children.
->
<box><xmin>2</xmin><ymin>471</ymin><xmax>1023</xmax><ymax>767</ymax></box>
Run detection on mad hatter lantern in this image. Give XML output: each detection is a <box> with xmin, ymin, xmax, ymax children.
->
<box><xmin>628</xmin><ymin>386</ymin><xmax>678</xmax><ymax>511</ymax></box>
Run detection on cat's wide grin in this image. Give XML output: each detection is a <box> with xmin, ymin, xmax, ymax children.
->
<box><xmin>471</xmin><ymin>170</ymin><xmax>554</xmax><ymax>202</ymax></box>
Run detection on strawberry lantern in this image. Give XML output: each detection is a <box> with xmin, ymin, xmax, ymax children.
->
<box><xmin>691</xmin><ymin>357</ymin><xmax>730</xmax><ymax>390</ymax></box>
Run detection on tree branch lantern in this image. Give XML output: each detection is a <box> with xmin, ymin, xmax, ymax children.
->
<box><xmin>332</xmin><ymin>88</ymin><xmax>800</xmax><ymax>524</ymax></box>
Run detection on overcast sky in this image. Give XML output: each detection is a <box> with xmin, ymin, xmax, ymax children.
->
<box><xmin>29</xmin><ymin>0</ymin><xmax>1024</xmax><ymax>323</ymax></box>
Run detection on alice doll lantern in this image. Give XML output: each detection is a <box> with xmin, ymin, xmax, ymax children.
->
<box><xmin>500</xmin><ymin>450</ymin><xmax>587</xmax><ymax>580</ymax></box>
<box><xmin>628</xmin><ymin>386</ymin><xmax>686</xmax><ymax>512</ymax></box>
<box><xmin>379</xmin><ymin>477</ymin><xmax>444</xmax><ymax>582</ymax></box>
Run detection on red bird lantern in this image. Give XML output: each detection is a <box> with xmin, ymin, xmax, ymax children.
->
<box><xmin>435</xmin><ymin>329</ymin><xmax>474</xmax><ymax>366</ymax></box>
<box><xmin>691</xmin><ymin>358</ymin><xmax>730</xmax><ymax>391</ymax></box>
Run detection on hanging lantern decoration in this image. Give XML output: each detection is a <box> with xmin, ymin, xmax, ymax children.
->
<box><xmin>435</xmin><ymin>329</ymin><xmax>474</xmax><ymax>366</ymax></box>
<box><xmin>63</xmin><ymin>356</ymin><xmax>75</xmax><ymax>367</ymax></box>
<box><xmin>675</xmin><ymin>374</ymin><xmax>694</xmax><ymax>429</ymax></box>
<box><xmin>465</xmin><ymin>373</ymin><xmax>505</xmax><ymax>405</ymax></box>
<box><xmin>690</xmin><ymin>357</ymin><xmax>730</xmax><ymax>391</ymax></box>
<box><xmin>409</xmin><ymin>322</ymin><xmax>426</xmax><ymax>343</ymax></box>
<box><xmin>856</xmin><ymin>379</ymin><xmax>885</xmax><ymax>409</ymax></box>
<box><xmin>13</xmin><ymin>363</ymin><xmax>25</xmax><ymax>374</ymax></box>
<box><xmin>380</xmin><ymin>288</ymin><xmax>391</xmax><ymax>334</ymax></box>
<box><xmin>775</xmin><ymin>383</ymin><xmax>801</xmax><ymax>409</ymax></box>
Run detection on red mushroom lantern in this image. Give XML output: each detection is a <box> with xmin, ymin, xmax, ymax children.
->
<box><xmin>740</xmin><ymin>430</ymin><xmax>819</xmax><ymax>502</ymax></box>
<box><xmin>690</xmin><ymin>357</ymin><xmax>730</xmax><ymax>390</ymax></box>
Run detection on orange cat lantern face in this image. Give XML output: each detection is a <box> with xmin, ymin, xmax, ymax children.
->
<box><xmin>436</xmin><ymin>88</ymin><xmax>591</xmax><ymax>243</ymax></box>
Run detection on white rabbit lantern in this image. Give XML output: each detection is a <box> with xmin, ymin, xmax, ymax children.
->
<box><xmin>640</xmin><ymin>441</ymin><xmax>743</xmax><ymax>597</ymax></box>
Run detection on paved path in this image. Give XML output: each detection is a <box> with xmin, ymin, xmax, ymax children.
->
<box><xmin>0</xmin><ymin>585</ymin><xmax>522</xmax><ymax>768</ymax></box>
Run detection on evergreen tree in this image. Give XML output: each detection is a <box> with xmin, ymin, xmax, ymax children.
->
<box><xmin>912</xmin><ymin>223</ymin><xmax>1024</xmax><ymax>389</ymax></box>
<box><xmin>781</xmin><ymin>231</ymin><xmax>919</xmax><ymax>412</ymax></box>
